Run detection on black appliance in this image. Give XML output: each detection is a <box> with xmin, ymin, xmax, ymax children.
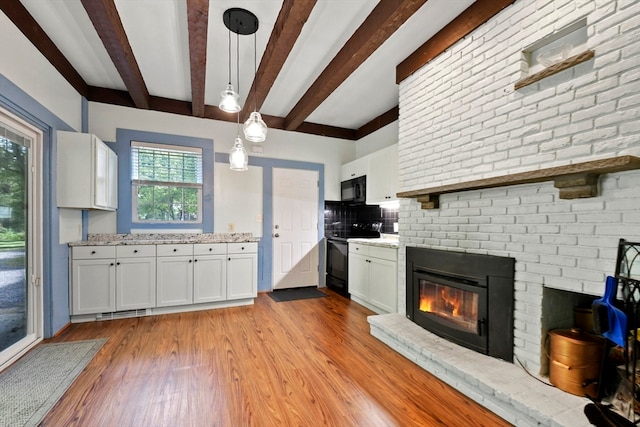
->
<box><xmin>326</xmin><ymin>222</ymin><xmax>381</xmax><ymax>297</ymax></box>
<box><xmin>341</xmin><ymin>176</ymin><xmax>366</xmax><ymax>204</ymax></box>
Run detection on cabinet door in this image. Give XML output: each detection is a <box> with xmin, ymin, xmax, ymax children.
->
<box><xmin>348</xmin><ymin>253</ymin><xmax>369</xmax><ymax>299</ymax></box>
<box><xmin>94</xmin><ymin>137</ymin><xmax>110</xmax><ymax>208</ymax></box>
<box><xmin>116</xmin><ymin>257</ymin><xmax>156</xmax><ymax>310</ymax></box>
<box><xmin>193</xmin><ymin>255</ymin><xmax>226</xmax><ymax>303</ymax></box>
<box><xmin>227</xmin><ymin>253</ymin><xmax>257</xmax><ymax>300</ymax></box>
<box><xmin>366</xmin><ymin>145</ymin><xmax>398</xmax><ymax>204</ymax></box>
<box><xmin>72</xmin><ymin>258</ymin><xmax>116</xmax><ymax>314</ymax></box>
<box><xmin>368</xmin><ymin>257</ymin><xmax>398</xmax><ymax>313</ymax></box>
<box><xmin>107</xmin><ymin>148</ymin><xmax>118</xmax><ymax>209</ymax></box>
<box><xmin>341</xmin><ymin>157</ymin><xmax>367</xmax><ymax>181</ymax></box>
<box><xmin>156</xmin><ymin>256</ymin><xmax>193</xmax><ymax>307</ymax></box>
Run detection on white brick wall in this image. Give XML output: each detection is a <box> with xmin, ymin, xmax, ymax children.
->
<box><xmin>398</xmin><ymin>0</ymin><xmax>640</xmax><ymax>374</ymax></box>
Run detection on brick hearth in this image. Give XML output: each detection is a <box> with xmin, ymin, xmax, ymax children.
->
<box><xmin>369</xmin><ymin>314</ymin><xmax>590</xmax><ymax>427</ymax></box>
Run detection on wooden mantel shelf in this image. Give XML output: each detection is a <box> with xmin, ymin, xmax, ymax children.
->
<box><xmin>397</xmin><ymin>156</ymin><xmax>640</xmax><ymax>209</ymax></box>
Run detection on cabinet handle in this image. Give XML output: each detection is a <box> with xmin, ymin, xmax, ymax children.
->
<box><xmin>133</xmin><ymin>249</ymin><xmax>138</xmax><ymax>253</ymax></box>
<box><xmin>189</xmin><ymin>259</ymin><xmax>192</xmax><ymax>263</ymax></box>
<box><xmin>241</xmin><ymin>246</ymin><xmax>245</xmax><ymax>250</ymax></box>
<box><xmin>209</xmin><ymin>248</ymin><xmax>212</xmax><ymax>251</ymax></box>
<box><xmin>116</xmin><ymin>262</ymin><xmax>120</xmax><ymax>265</ymax></box>
<box><xmin>91</xmin><ymin>250</ymin><xmax>96</xmax><ymax>255</ymax></box>
<box><xmin>228</xmin><ymin>257</ymin><xmax>231</xmax><ymax>261</ymax></box>
<box><xmin>110</xmin><ymin>263</ymin><xmax>114</xmax><ymax>266</ymax></box>
<box><xmin>194</xmin><ymin>259</ymin><xmax>198</xmax><ymax>262</ymax></box>
<box><xmin>173</xmin><ymin>248</ymin><xmax>177</xmax><ymax>252</ymax></box>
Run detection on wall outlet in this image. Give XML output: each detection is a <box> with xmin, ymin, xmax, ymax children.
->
<box><xmin>228</xmin><ymin>223</ymin><xmax>235</xmax><ymax>232</ymax></box>
<box><xmin>256</xmin><ymin>214</ymin><xmax>263</xmax><ymax>223</ymax></box>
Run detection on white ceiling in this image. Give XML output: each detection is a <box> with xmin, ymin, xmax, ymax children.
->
<box><xmin>18</xmin><ymin>0</ymin><xmax>475</xmax><ymax>133</ymax></box>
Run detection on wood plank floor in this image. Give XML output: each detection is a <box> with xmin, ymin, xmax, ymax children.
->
<box><xmin>41</xmin><ymin>289</ymin><xmax>511</xmax><ymax>426</ymax></box>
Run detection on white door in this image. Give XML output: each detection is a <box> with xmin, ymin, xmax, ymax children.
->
<box><xmin>272</xmin><ymin>168</ymin><xmax>319</xmax><ymax>290</ymax></box>
<box><xmin>0</xmin><ymin>108</ymin><xmax>43</xmax><ymax>371</ymax></box>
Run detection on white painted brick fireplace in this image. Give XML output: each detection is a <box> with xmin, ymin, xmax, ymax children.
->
<box><xmin>370</xmin><ymin>0</ymin><xmax>640</xmax><ymax>425</ymax></box>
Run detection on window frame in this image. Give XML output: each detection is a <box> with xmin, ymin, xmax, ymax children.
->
<box><xmin>116</xmin><ymin>129</ymin><xmax>214</xmax><ymax>233</ymax></box>
<box><xmin>130</xmin><ymin>141</ymin><xmax>203</xmax><ymax>224</ymax></box>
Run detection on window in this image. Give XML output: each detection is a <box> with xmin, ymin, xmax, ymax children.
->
<box><xmin>131</xmin><ymin>141</ymin><xmax>202</xmax><ymax>223</ymax></box>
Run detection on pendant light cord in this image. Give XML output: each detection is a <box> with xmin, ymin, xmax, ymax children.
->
<box><xmin>227</xmin><ymin>23</ymin><xmax>231</xmax><ymax>86</ymax></box>
<box><xmin>236</xmin><ymin>22</ymin><xmax>241</xmax><ymax>133</ymax></box>
<box><xmin>253</xmin><ymin>27</ymin><xmax>257</xmax><ymax>111</ymax></box>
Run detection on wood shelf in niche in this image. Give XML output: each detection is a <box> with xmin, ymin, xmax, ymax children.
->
<box><xmin>515</xmin><ymin>50</ymin><xmax>595</xmax><ymax>90</ymax></box>
<box><xmin>397</xmin><ymin>156</ymin><xmax>640</xmax><ymax>210</ymax></box>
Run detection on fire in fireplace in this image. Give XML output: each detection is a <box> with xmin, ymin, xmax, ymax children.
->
<box><xmin>406</xmin><ymin>247</ymin><xmax>515</xmax><ymax>361</ymax></box>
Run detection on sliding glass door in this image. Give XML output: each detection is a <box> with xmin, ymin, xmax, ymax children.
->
<box><xmin>0</xmin><ymin>108</ymin><xmax>42</xmax><ymax>370</ymax></box>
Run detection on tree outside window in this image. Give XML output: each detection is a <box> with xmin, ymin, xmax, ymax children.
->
<box><xmin>131</xmin><ymin>142</ymin><xmax>202</xmax><ymax>223</ymax></box>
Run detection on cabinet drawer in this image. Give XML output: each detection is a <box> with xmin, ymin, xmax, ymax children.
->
<box><xmin>194</xmin><ymin>243</ymin><xmax>226</xmax><ymax>255</ymax></box>
<box><xmin>349</xmin><ymin>243</ymin><xmax>370</xmax><ymax>256</ymax></box>
<box><xmin>72</xmin><ymin>245</ymin><xmax>116</xmax><ymax>260</ymax></box>
<box><xmin>227</xmin><ymin>242</ymin><xmax>257</xmax><ymax>254</ymax></box>
<box><xmin>156</xmin><ymin>244</ymin><xmax>194</xmax><ymax>257</ymax></box>
<box><xmin>116</xmin><ymin>245</ymin><xmax>156</xmax><ymax>258</ymax></box>
<box><xmin>370</xmin><ymin>246</ymin><xmax>397</xmax><ymax>262</ymax></box>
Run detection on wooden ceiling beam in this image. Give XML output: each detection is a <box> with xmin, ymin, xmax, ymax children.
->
<box><xmin>240</xmin><ymin>0</ymin><xmax>317</xmax><ymax>122</ymax></box>
<box><xmin>283</xmin><ymin>0</ymin><xmax>427</xmax><ymax>131</ymax></box>
<box><xmin>356</xmin><ymin>106</ymin><xmax>399</xmax><ymax>140</ymax></box>
<box><xmin>396</xmin><ymin>0</ymin><xmax>516</xmax><ymax>83</ymax></box>
<box><xmin>0</xmin><ymin>0</ymin><xmax>88</xmax><ymax>96</ymax></box>
<box><xmin>186</xmin><ymin>0</ymin><xmax>209</xmax><ymax>117</ymax></box>
<box><xmin>80</xmin><ymin>0</ymin><xmax>150</xmax><ymax>109</ymax></box>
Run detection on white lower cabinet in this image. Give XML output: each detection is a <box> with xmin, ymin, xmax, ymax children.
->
<box><xmin>156</xmin><ymin>244</ymin><xmax>194</xmax><ymax>307</ymax></box>
<box><xmin>348</xmin><ymin>243</ymin><xmax>397</xmax><ymax>314</ymax></box>
<box><xmin>71</xmin><ymin>245</ymin><xmax>155</xmax><ymax>315</ymax></box>
<box><xmin>193</xmin><ymin>243</ymin><xmax>227</xmax><ymax>303</ymax></box>
<box><xmin>227</xmin><ymin>243</ymin><xmax>258</xmax><ymax>300</ymax></box>
<box><xmin>71</xmin><ymin>241</ymin><xmax>258</xmax><ymax>318</ymax></box>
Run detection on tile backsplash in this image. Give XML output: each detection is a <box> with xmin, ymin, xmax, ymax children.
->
<box><xmin>324</xmin><ymin>201</ymin><xmax>398</xmax><ymax>235</ymax></box>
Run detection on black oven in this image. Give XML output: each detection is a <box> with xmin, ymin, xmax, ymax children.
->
<box><xmin>326</xmin><ymin>237</ymin><xmax>349</xmax><ymax>296</ymax></box>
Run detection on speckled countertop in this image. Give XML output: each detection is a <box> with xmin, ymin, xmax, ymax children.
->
<box><xmin>68</xmin><ymin>233</ymin><xmax>260</xmax><ymax>246</ymax></box>
<box><xmin>347</xmin><ymin>237</ymin><xmax>399</xmax><ymax>249</ymax></box>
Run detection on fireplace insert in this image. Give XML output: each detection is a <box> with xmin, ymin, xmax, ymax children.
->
<box><xmin>406</xmin><ymin>247</ymin><xmax>515</xmax><ymax>361</ymax></box>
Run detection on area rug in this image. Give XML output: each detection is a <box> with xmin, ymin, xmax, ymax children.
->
<box><xmin>268</xmin><ymin>287</ymin><xmax>327</xmax><ymax>302</ymax></box>
<box><xmin>0</xmin><ymin>338</ymin><xmax>107</xmax><ymax>427</ymax></box>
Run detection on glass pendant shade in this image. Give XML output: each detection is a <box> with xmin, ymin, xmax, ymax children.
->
<box><xmin>229</xmin><ymin>136</ymin><xmax>248</xmax><ymax>171</ymax></box>
<box><xmin>243</xmin><ymin>111</ymin><xmax>268</xmax><ymax>142</ymax></box>
<box><xmin>219</xmin><ymin>84</ymin><xmax>241</xmax><ymax>113</ymax></box>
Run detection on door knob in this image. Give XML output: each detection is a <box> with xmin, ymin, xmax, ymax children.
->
<box><xmin>274</xmin><ymin>233</ymin><xmax>280</xmax><ymax>238</ymax></box>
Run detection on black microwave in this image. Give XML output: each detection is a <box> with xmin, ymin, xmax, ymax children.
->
<box><xmin>341</xmin><ymin>176</ymin><xmax>366</xmax><ymax>204</ymax></box>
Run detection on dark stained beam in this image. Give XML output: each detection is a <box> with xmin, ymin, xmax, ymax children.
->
<box><xmin>80</xmin><ymin>0</ymin><xmax>150</xmax><ymax>109</ymax></box>
<box><xmin>356</xmin><ymin>106</ymin><xmax>399</xmax><ymax>139</ymax></box>
<box><xmin>0</xmin><ymin>0</ymin><xmax>88</xmax><ymax>96</ymax></box>
<box><xmin>186</xmin><ymin>0</ymin><xmax>209</xmax><ymax>117</ymax></box>
<box><xmin>396</xmin><ymin>0</ymin><xmax>516</xmax><ymax>83</ymax></box>
<box><xmin>240</xmin><ymin>0</ymin><xmax>317</xmax><ymax>121</ymax></box>
<box><xmin>283</xmin><ymin>0</ymin><xmax>427</xmax><ymax>131</ymax></box>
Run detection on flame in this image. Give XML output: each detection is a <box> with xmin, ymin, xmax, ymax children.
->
<box><xmin>419</xmin><ymin>290</ymin><xmax>461</xmax><ymax>317</ymax></box>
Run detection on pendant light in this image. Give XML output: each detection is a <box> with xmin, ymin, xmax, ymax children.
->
<box><xmin>219</xmin><ymin>10</ymin><xmax>241</xmax><ymax>113</ymax></box>
<box><xmin>226</xmin><ymin>9</ymin><xmax>251</xmax><ymax>171</ymax></box>
<box><xmin>243</xmin><ymin>26</ymin><xmax>267</xmax><ymax>142</ymax></box>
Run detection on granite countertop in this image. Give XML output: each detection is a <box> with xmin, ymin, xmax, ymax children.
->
<box><xmin>347</xmin><ymin>237</ymin><xmax>399</xmax><ymax>249</ymax></box>
<box><xmin>68</xmin><ymin>233</ymin><xmax>260</xmax><ymax>246</ymax></box>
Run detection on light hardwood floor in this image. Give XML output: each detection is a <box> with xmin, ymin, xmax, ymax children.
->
<box><xmin>41</xmin><ymin>289</ymin><xmax>511</xmax><ymax>426</ymax></box>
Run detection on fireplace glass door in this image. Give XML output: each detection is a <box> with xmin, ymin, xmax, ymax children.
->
<box><xmin>412</xmin><ymin>271</ymin><xmax>488</xmax><ymax>354</ymax></box>
<box><xmin>419</xmin><ymin>278</ymin><xmax>479</xmax><ymax>334</ymax></box>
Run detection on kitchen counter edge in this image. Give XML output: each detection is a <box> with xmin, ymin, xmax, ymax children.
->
<box><xmin>68</xmin><ymin>233</ymin><xmax>260</xmax><ymax>246</ymax></box>
<box><xmin>347</xmin><ymin>238</ymin><xmax>399</xmax><ymax>249</ymax></box>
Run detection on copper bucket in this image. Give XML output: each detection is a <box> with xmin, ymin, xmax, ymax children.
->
<box><xmin>549</xmin><ymin>328</ymin><xmax>606</xmax><ymax>397</ymax></box>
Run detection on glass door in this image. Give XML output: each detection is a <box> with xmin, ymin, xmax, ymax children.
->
<box><xmin>0</xmin><ymin>108</ymin><xmax>42</xmax><ymax>370</ymax></box>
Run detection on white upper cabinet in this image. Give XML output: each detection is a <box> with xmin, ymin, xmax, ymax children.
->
<box><xmin>366</xmin><ymin>144</ymin><xmax>398</xmax><ymax>204</ymax></box>
<box><xmin>341</xmin><ymin>157</ymin><xmax>367</xmax><ymax>181</ymax></box>
<box><xmin>57</xmin><ymin>131</ymin><xmax>118</xmax><ymax>211</ymax></box>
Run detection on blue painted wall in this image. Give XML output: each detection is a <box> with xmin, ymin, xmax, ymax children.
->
<box><xmin>0</xmin><ymin>73</ymin><xmax>76</xmax><ymax>337</ymax></box>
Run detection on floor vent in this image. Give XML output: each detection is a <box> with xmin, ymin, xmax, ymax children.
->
<box><xmin>97</xmin><ymin>309</ymin><xmax>149</xmax><ymax>320</ymax></box>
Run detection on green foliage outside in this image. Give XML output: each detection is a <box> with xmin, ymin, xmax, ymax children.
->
<box><xmin>0</xmin><ymin>136</ymin><xmax>27</xmax><ymax>247</ymax></box>
<box><xmin>133</xmin><ymin>146</ymin><xmax>201</xmax><ymax>222</ymax></box>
